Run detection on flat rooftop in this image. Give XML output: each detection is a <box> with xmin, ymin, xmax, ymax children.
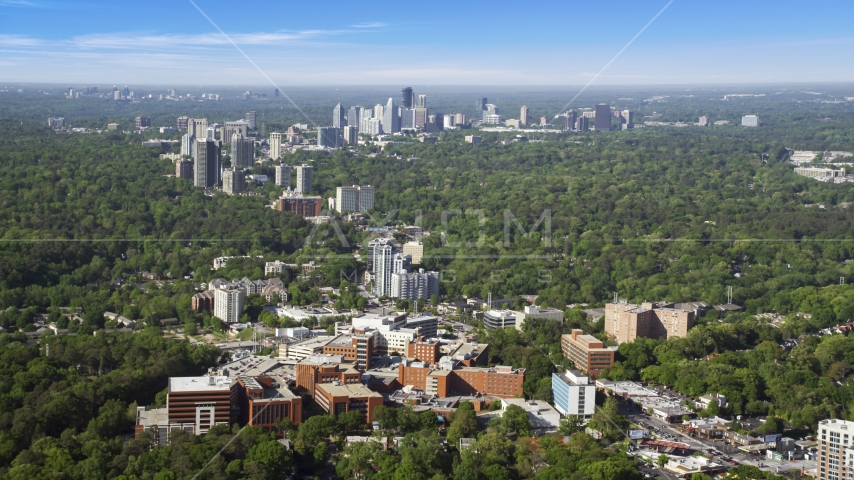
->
<box><xmin>243</xmin><ymin>375</ymin><xmax>298</xmax><ymax>400</ymax></box>
<box><xmin>316</xmin><ymin>382</ymin><xmax>382</xmax><ymax>398</ymax></box>
<box><xmin>137</xmin><ymin>407</ymin><xmax>168</xmax><ymax>426</ymax></box>
<box><xmin>169</xmin><ymin>376</ymin><xmax>232</xmax><ymax>393</ymax></box>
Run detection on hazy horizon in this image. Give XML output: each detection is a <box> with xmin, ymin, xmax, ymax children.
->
<box><xmin>1</xmin><ymin>0</ymin><xmax>853</xmax><ymax>86</ymax></box>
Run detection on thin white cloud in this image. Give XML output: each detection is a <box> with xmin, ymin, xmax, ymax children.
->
<box><xmin>0</xmin><ymin>0</ymin><xmax>38</xmax><ymax>6</ymax></box>
<box><xmin>67</xmin><ymin>30</ymin><xmax>356</xmax><ymax>49</ymax></box>
<box><xmin>351</xmin><ymin>22</ymin><xmax>385</xmax><ymax>29</ymax></box>
<box><xmin>0</xmin><ymin>35</ymin><xmax>44</xmax><ymax>46</ymax></box>
<box><xmin>0</xmin><ymin>28</ymin><xmax>382</xmax><ymax>50</ymax></box>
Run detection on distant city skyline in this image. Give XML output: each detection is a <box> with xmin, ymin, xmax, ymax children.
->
<box><xmin>0</xmin><ymin>0</ymin><xmax>853</xmax><ymax>85</ymax></box>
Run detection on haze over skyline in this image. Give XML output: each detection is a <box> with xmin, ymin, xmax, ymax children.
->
<box><xmin>1</xmin><ymin>0</ymin><xmax>853</xmax><ymax>85</ymax></box>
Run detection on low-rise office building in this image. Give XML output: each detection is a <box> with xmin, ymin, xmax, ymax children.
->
<box><xmin>233</xmin><ymin>376</ymin><xmax>302</xmax><ymax>431</ymax></box>
<box><xmin>295</xmin><ymin>357</ymin><xmax>361</xmax><ymax>397</ymax></box>
<box><xmin>167</xmin><ymin>376</ymin><xmax>232</xmax><ymax>435</ymax></box>
<box><xmin>398</xmin><ymin>360</ymin><xmax>524</xmax><ymax>399</ymax></box>
<box><xmin>314</xmin><ymin>382</ymin><xmax>384</xmax><ymax>423</ymax></box>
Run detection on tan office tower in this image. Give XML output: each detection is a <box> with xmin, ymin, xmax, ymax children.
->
<box><xmin>295</xmin><ymin>164</ymin><xmax>313</xmax><ymax>194</ymax></box>
<box><xmin>520</xmin><ymin>106</ymin><xmax>529</xmax><ymax>126</ymax></box>
<box><xmin>188</xmin><ymin>118</ymin><xmax>208</xmax><ymax>138</ymax></box>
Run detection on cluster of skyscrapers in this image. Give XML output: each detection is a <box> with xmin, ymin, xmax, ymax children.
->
<box><xmin>317</xmin><ymin>87</ymin><xmax>467</xmax><ymax>148</ymax></box>
<box><xmin>174</xmin><ymin>112</ymin><xmax>258</xmax><ymax>194</ymax></box>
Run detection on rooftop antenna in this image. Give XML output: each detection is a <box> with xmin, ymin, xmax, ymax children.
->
<box><xmin>613</xmin><ymin>292</ymin><xmax>618</xmax><ymax>303</ymax></box>
<box><xmin>487</xmin><ymin>292</ymin><xmax>492</xmax><ymax>311</ymax></box>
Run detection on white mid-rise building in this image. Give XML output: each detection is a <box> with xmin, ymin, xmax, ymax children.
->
<box><xmin>335</xmin><ymin>185</ymin><xmax>375</xmax><ymax>213</ymax></box>
<box><xmin>214</xmin><ymin>287</ymin><xmax>245</xmax><ymax>323</ymax></box>
<box><xmin>742</xmin><ymin>114</ymin><xmax>759</xmax><ymax>127</ymax></box>
<box><xmin>552</xmin><ymin>370</ymin><xmax>595</xmax><ymax>418</ymax></box>
<box><xmin>390</xmin><ymin>269</ymin><xmax>439</xmax><ymax>302</ymax></box>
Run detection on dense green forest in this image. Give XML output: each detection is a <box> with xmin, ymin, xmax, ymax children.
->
<box><xmin>0</xmin><ymin>331</ymin><xmax>221</xmax><ymax>477</ymax></box>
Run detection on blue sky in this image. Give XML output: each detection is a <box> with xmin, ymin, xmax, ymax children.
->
<box><xmin>1</xmin><ymin>0</ymin><xmax>853</xmax><ymax>85</ymax></box>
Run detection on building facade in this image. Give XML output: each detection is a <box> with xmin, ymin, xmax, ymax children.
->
<box><xmin>390</xmin><ymin>269</ymin><xmax>439</xmax><ymax>302</ymax></box>
<box><xmin>335</xmin><ymin>185</ymin><xmax>375</xmax><ymax>213</ymax></box>
<box><xmin>274</xmin><ymin>164</ymin><xmax>290</xmax><ymax>187</ymax></box>
<box><xmin>166</xmin><ymin>377</ymin><xmax>232</xmax><ymax>435</ymax></box>
<box><xmin>175</xmin><ymin>159</ymin><xmax>193</xmax><ymax>180</ymax></box>
<box><xmin>193</xmin><ymin>139</ymin><xmax>220</xmax><ymax>188</ymax></box>
<box><xmin>594</xmin><ymin>104</ymin><xmax>611</xmax><ymax>132</ymax></box>
<box><xmin>552</xmin><ymin>370</ymin><xmax>596</xmax><ymax>417</ymax></box>
<box><xmin>214</xmin><ymin>287</ymin><xmax>245</xmax><ymax>323</ymax></box>
<box><xmin>817</xmin><ymin>418</ymin><xmax>854</xmax><ymax>480</ymax></box>
<box><xmin>314</xmin><ymin>383</ymin><xmax>383</xmax><ymax>423</ymax></box>
<box><xmin>398</xmin><ymin>362</ymin><xmax>524</xmax><ymax>399</ymax></box>
<box><xmin>269</xmin><ymin>132</ymin><xmax>284</xmax><ymax>160</ymax></box>
<box><xmin>605</xmin><ymin>301</ymin><xmax>694</xmax><ymax>344</ymax></box>
<box><xmin>742</xmin><ymin>115</ymin><xmax>759</xmax><ymax>127</ymax></box>
<box><xmin>560</xmin><ymin>329</ymin><xmax>615</xmax><ymax>376</ymax></box>
<box><xmin>317</xmin><ymin>127</ymin><xmax>342</xmax><ymax>149</ymax></box>
<box><xmin>278</xmin><ymin>191</ymin><xmax>322</xmax><ymax>217</ymax></box>
<box><xmin>333</xmin><ymin>103</ymin><xmax>346</xmax><ymax>129</ymax></box>
<box><xmin>230</xmin><ymin>134</ymin><xmax>254</xmax><ymax>168</ymax></box>
<box><xmin>383</xmin><ymin>98</ymin><xmax>399</xmax><ymax>133</ymax></box>
<box><xmin>222</xmin><ymin>169</ymin><xmax>246</xmax><ymax>195</ymax></box>
<box><xmin>295</xmin><ymin>164</ymin><xmax>313</xmax><ymax>194</ymax></box>
<box><xmin>484</xmin><ymin>310</ymin><xmax>519</xmax><ymax>329</ymax></box>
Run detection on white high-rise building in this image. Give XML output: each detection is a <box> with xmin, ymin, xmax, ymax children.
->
<box><xmin>274</xmin><ymin>164</ymin><xmax>291</xmax><ymax>187</ymax></box>
<box><xmin>269</xmin><ymin>132</ymin><xmax>285</xmax><ymax>159</ymax></box>
<box><xmin>382</xmin><ymin>98</ymin><xmax>399</xmax><ymax>133</ymax></box>
<box><xmin>333</xmin><ymin>103</ymin><xmax>346</xmax><ymax>129</ymax></box>
<box><xmin>335</xmin><ymin>185</ymin><xmax>374</xmax><ymax>213</ymax></box>
<box><xmin>374</xmin><ymin>104</ymin><xmax>384</xmax><ymax>121</ymax></box>
<box><xmin>373</xmin><ymin>248</ymin><xmax>410</xmax><ymax>298</ymax></box>
<box><xmin>230</xmin><ymin>134</ymin><xmax>254</xmax><ymax>168</ymax></box>
<box><xmin>214</xmin><ymin>287</ymin><xmax>245</xmax><ymax>323</ymax></box>
<box><xmin>817</xmin><ymin>419</ymin><xmax>854</xmax><ymax>480</ymax></box>
<box><xmin>742</xmin><ymin>114</ymin><xmax>759</xmax><ymax>127</ymax></box>
<box><xmin>295</xmin><ymin>165</ymin><xmax>313</xmax><ymax>194</ymax></box>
